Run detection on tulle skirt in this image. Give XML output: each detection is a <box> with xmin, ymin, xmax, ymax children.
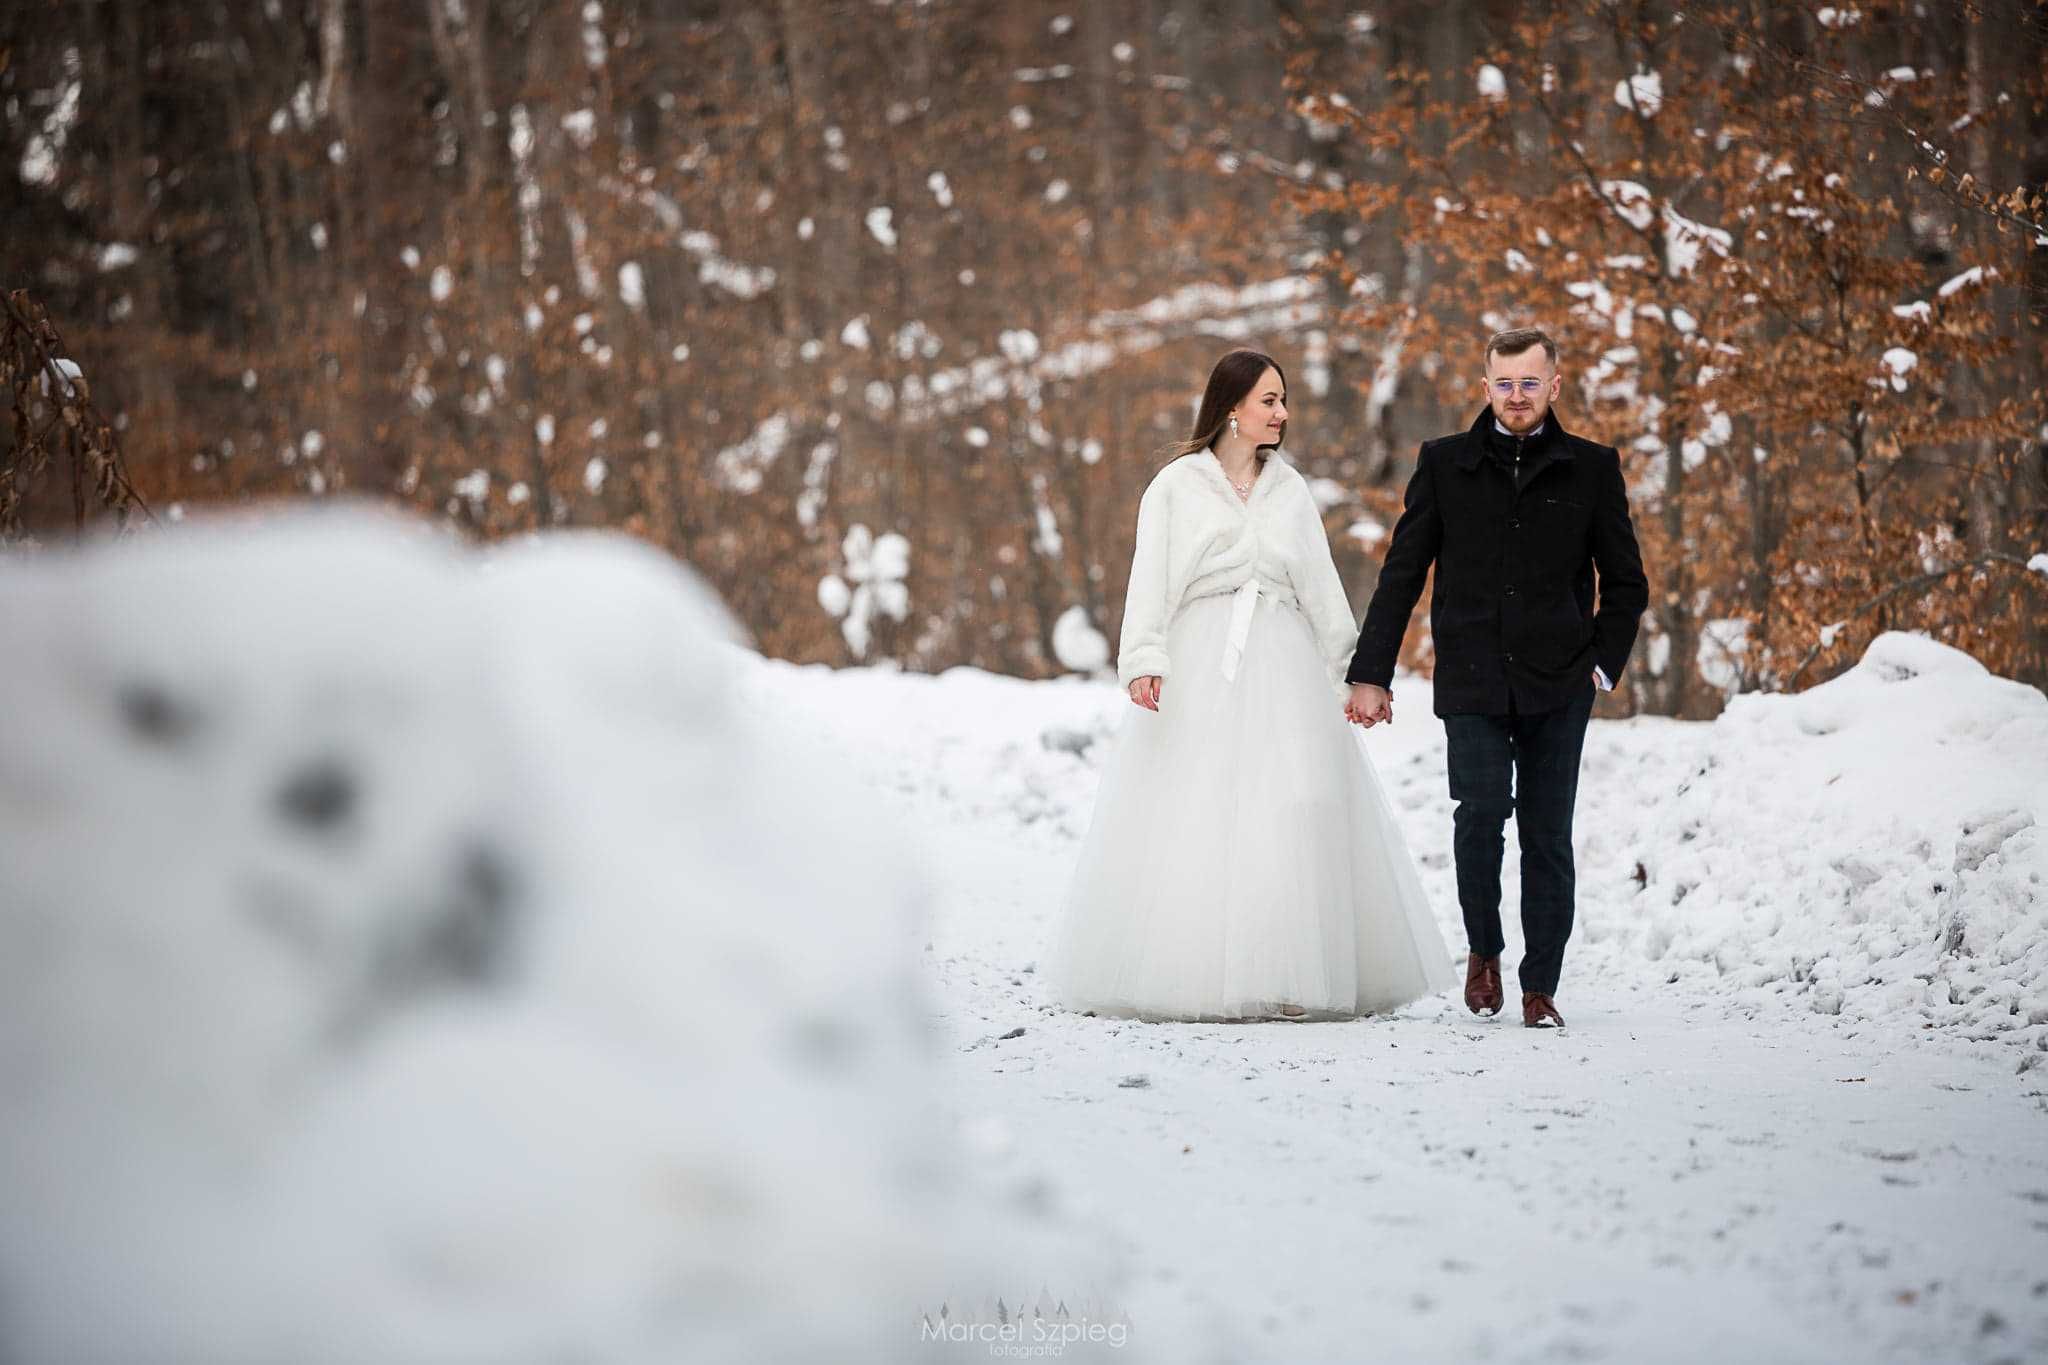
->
<box><xmin>1047</xmin><ymin>591</ymin><xmax>1456</xmax><ymax>1022</ymax></box>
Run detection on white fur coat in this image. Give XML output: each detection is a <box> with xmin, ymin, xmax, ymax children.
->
<box><xmin>1115</xmin><ymin>449</ymin><xmax>1359</xmax><ymax>698</ymax></box>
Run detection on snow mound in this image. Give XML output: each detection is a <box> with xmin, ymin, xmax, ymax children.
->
<box><xmin>738</xmin><ymin>661</ymin><xmax>1120</xmax><ymax>842</ymax></box>
<box><xmin>0</xmin><ymin>506</ymin><xmax>1090</xmax><ymax>1362</ymax></box>
<box><xmin>1050</xmin><ymin>605</ymin><xmax>1111</xmax><ymax>674</ymax></box>
<box><xmin>1611</xmin><ymin>632</ymin><xmax>2048</xmax><ymax>1066</ymax></box>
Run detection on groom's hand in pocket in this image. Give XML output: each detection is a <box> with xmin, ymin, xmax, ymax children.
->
<box><xmin>1345</xmin><ymin>683</ymin><xmax>1392</xmax><ymax>727</ymax></box>
<box><xmin>1128</xmin><ymin>675</ymin><xmax>1163</xmax><ymax>711</ymax></box>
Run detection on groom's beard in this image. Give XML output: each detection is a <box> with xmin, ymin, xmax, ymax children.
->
<box><xmin>1494</xmin><ymin>403</ymin><xmax>1546</xmax><ymax>434</ymax></box>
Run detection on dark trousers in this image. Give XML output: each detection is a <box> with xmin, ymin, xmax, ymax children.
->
<box><xmin>1441</xmin><ymin>679</ymin><xmax>1595</xmax><ymax>997</ymax></box>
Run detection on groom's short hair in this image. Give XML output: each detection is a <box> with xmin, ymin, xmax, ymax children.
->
<box><xmin>1486</xmin><ymin>327</ymin><xmax>1558</xmax><ymax>369</ymax></box>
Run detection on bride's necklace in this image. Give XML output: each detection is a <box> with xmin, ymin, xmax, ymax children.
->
<box><xmin>1216</xmin><ymin>450</ymin><xmax>1258</xmax><ymax>500</ymax></box>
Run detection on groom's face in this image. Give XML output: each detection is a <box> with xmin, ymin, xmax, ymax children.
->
<box><xmin>1483</xmin><ymin>345</ymin><xmax>1561</xmax><ymax>435</ymax></box>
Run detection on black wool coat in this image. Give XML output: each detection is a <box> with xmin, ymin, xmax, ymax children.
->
<box><xmin>1345</xmin><ymin>406</ymin><xmax>1649</xmax><ymax>716</ymax></box>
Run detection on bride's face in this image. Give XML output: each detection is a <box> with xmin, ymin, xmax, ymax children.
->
<box><xmin>1231</xmin><ymin>368</ymin><xmax>1288</xmax><ymax>447</ymax></box>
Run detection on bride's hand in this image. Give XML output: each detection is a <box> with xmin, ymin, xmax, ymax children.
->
<box><xmin>1345</xmin><ymin>682</ymin><xmax>1392</xmax><ymax>727</ymax></box>
<box><xmin>1128</xmin><ymin>676</ymin><xmax>1163</xmax><ymax>711</ymax></box>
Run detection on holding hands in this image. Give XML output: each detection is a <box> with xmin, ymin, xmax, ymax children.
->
<box><xmin>1134</xmin><ymin>678</ymin><xmax>1401</xmax><ymax>727</ymax></box>
<box><xmin>1343</xmin><ymin>670</ymin><xmax>1602</xmax><ymax>728</ymax></box>
<box><xmin>1345</xmin><ymin>683</ymin><xmax>1392</xmax><ymax>728</ymax></box>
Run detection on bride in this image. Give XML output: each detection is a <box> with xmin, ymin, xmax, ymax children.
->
<box><xmin>1046</xmin><ymin>349</ymin><xmax>1455</xmax><ymax>1022</ymax></box>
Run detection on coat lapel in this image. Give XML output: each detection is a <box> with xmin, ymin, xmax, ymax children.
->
<box><xmin>1453</xmin><ymin>406</ymin><xmax>1576</xmax><ymax>495</ymax></box>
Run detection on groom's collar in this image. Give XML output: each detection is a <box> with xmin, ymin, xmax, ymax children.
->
<box><xmin>1455</xmin><ymin>405</ymin><xmax>1574</xmax><ymax>471</ymax></box>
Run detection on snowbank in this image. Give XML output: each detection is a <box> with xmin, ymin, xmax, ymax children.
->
<box><xmin>1605</xmin><ymin>631</ymin><xmax>2048</xmax><ymax>1068</ymax></box>
<box><xmin>0</xmin><ymin>506</ymin><xmax>1103</xmax><ymax>1363</ymax></box>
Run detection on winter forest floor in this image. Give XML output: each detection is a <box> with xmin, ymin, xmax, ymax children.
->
<box><xmin>741</xmin><ymin>653</ymin><xmax>2048</xmax><ymax>1365</ymax></box>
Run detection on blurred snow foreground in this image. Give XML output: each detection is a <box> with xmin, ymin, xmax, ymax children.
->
<box><xmin>0</xmin><ymin>506</ymin><xmax>1091</xmax><ymax>1363</ymax></box>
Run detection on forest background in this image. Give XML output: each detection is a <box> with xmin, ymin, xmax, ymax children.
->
<box><xmin>4</xmin><ymin>0</ymin><xmax>2044</xmax><ymax>718</ymax></box>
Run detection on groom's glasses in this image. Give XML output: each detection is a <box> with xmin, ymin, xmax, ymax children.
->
<box><xmin>1490</xmin><ymin>378</ymin><xmax>1546</xmax><ymax>396</ymax></box>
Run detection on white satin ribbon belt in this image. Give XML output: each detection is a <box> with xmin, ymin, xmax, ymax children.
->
<box><xmin>1220</xmin><ymin>579</ymin><xmax>1260</xmax><ymax>683</ymax></box>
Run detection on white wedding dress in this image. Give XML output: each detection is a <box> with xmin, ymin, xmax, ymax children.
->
<box><xmin>1046</xmin><ymin>454</ymin><xmax>1455</xmax><ymax>1022</ymax></box>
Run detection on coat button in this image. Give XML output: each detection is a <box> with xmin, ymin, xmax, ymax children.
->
<box><xmin>1505</xmin><ymin>652</ymin><xmax>1516</xmax><ymax>663</ymax></box>
<box><xmin>1505</xmin><ymin>585</ymin><xmax>1517</xmax><ymax>596</ymax></box>
<box><xmin>1508</xmin><ymin>518</ymin><xmax>1520</xmax><ymax>529</ymax></box>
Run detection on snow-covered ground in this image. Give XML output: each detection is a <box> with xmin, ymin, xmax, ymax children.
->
<box><xmin>2</xmin><ymin>510</ymin><xmax>2042</xmax><ymax>1363</ymax></box>
<box><xmin>738</xmin><ymin>631</ymin><xmax>2048</xmax><ymax>1364</ymax></box>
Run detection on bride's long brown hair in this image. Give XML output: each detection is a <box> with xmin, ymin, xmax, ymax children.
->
<box><xmin>1163</xmin><ymin>348</ymin><xmax>1288</xmax><ymax>465</ymax></box>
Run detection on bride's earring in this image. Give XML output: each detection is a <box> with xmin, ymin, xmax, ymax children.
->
<box><xmin>1229</xmin><ymin>415</ymin><xmax>1240</xmax><ymax>437</ymax></box>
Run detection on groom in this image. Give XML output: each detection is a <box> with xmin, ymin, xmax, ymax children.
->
<box><xmin>1342</xmin><ymin>328</ymin><xmax>1647</xmax><ymax>1029</ymax></box>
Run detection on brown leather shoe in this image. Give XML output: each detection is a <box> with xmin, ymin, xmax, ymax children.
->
<box><xmin>1522</xmin><ymin>992</ymin><xmax>1565</xmax><ymax>1029</ymax></box>
<box><xmin>1464</xmin><ymin>953</ymin><xmax>1503</xmax><ymax>1016</ymax></box>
